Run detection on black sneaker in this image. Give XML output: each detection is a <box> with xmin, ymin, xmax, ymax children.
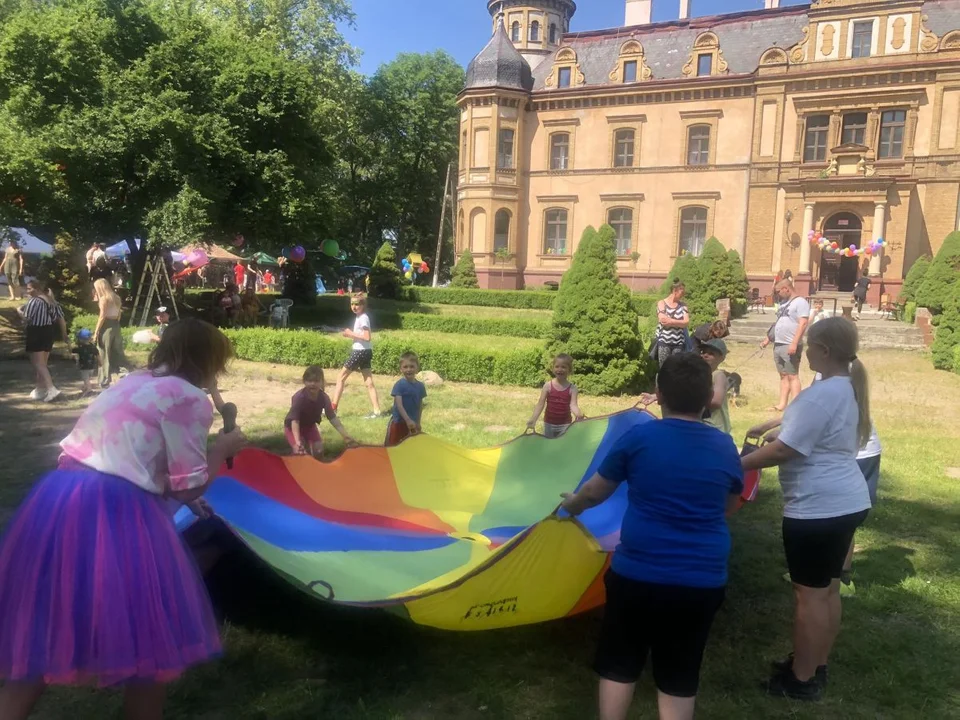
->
<box><xmin>764</xmin><ymin>666</ymin><xmax>823</xmax><ymax>702</ymax></box>
<box><xmin>770</xmin><ymin>654</ymin><xmax>828</xmax><ymax>687</ymax></box>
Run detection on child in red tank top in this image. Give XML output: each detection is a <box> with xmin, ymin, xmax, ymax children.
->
<box><xmin>526</xmin><ymin>354</ymin><xmax>584</xmax><ymax>438</ymax></box>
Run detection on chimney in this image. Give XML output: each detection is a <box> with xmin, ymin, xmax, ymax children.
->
<box><xmin>679</xmin><ymin>0</ymin><xmax>690</xmax><ymax>20</ymax></box>
<box><xmin>625</xmin><ymin>0</ymin><xmax>652</xmax><ymax>25</ymax></box>
<box><xmin>764</xmin><ymin>0</ymin><xmax>780</xmax><ymax>8</ymax></box>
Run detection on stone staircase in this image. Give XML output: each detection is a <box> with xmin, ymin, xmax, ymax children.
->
<box><xmin>728</xmin><ymin>312</ymin><xmax>927</xmax><ymax>350</ymax></box>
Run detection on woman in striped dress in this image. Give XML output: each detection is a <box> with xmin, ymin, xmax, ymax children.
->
<box><xmin>17</xmin><ymin>279</ymin><xmax>66</xmax><ymax>402</ymax></box>
<box><xmin>655</xmin><ymin>280</ymin><xmax>690</xmax><ymax>367</ymax></box>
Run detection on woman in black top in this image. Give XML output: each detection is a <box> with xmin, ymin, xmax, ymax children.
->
<box><xmin>852</xmin><ymin>271</ymin><xmax>871</xmax><ymax>316</ymax></box>
<box><xmin>18</xmin><ymin>280</ymin><xmax>66</xmax><ymax>402</ymax></box>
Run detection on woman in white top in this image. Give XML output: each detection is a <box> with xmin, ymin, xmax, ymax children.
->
<box><xmin>742</xmin><ymin>317</ymin><xmax>872</xmax><ymax>702</ymax></box>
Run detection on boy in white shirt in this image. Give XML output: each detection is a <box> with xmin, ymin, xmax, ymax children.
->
<box><xmin>331</xmin><ymin>294</ymin><xmax>382</xmax><ymax>419</ymax></box>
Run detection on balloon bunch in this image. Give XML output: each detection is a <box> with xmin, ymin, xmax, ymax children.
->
<box><xmin>808</xmin><ymin>231</ymin><xmax>886</xmax><ymax>258</ymax></box>
<box><xmin>281</xmin><ymin>246</ymin><xmax>306</xmax><ymax>263</ymax></box>
<box><xmin>401</xmin><ymin>255</ymin><xmax>430</xmax><ymax>280</ymax></box>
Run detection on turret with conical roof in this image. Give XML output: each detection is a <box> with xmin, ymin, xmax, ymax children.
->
<box><xmin>465</xmin><ymin>19</ymin><xmax>534</xmax><ymax>91</ymax></box>
<box><xmin>487</xmin><ymin>0</ymin><xmax>576</xmax><ymax>70</ymax></box>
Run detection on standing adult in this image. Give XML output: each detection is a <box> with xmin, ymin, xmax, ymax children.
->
<box><xmin>742</xmin><ymin>317</ymin><xmax>872</xmax><ymax>701</ymax></box>
<box><xmin>245</xmin><ymin>260</ymin><xmax>259</xmax><ymax>292</ymax></box>
<box><xmin>17</xmin><ymin>280</ymin><xmax>66</xmax><ymax>402</ymax></box>
<box><xmin>561</xmin><ymin>353</ymin><xmax>743</xmax><ymax>720</ymax></box>
<box><xmin>655</xmin><ymin>280</ymin><xmax>690</xmax><ymax>367</ymax></box>
<box><xmin>852</xmin><ymin>271</ymin><xmax>871</xmax><ymax>318</ymax></box>
<box><xmin>1</xmin><ymin>237</ymin><xmax>24</xmax><ymax>300</ymax></box>
<box><xmin>93</xmin><ymin>278</ymin><xmax>125</xmax><ymax>388</ymax></box>
<box><xmin>85</xmin><ymin>242</ymin><xmax>99</xmax><ymax>274</ymax></box>
<box><xmin>233</xmin><ymin>261</ymin><xmax>245</xmax><ymax>290</ymax></box>
<box><xmin>761</xmin><ymin>280</ymin><xmax>810</xmax><ymax>411</ymax></box>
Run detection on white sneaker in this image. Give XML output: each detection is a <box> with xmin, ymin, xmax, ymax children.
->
<box><xmin>118</xmin><ymin>367</ymin><xmax>129</xmax><ymax>377</ymax></box>
<box><xmin>29</xmin><ymin>388</ymin><xmax>43</xmax><ymax>400</ymax></box>
<box><xmin>44</xmin><ymin>387</ymin><xmax>62</xmax><ymax>403</ymax></box>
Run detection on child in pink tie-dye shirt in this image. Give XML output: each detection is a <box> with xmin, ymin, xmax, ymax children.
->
<box><xmin>0</xmin><ymin>319</ymin><xmax>245</xmax><ymax>717</ymax></box>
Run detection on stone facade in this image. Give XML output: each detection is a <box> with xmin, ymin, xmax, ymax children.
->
<box><xmin>458</xmin><ymin>0</ymin><xmax>960</xmax><ymax>304</ymax></box>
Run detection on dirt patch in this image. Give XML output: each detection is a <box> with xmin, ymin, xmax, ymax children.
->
<box><xmin>483</xmin><ymin>425</ymin><xmax>512</xmax><ymax>433</ymax></box>
<box><xmin>947</xmin><ymin>468</ymin><xmax>960</xmax><ymax>480</ymax></box>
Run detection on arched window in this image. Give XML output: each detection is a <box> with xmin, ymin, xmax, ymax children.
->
<box><xmin>494</xmin><ymin>209</ymin><xmax>511</xmax><ymax>251</ymax></box>
<box><xmin>613</xmin><ymin>128</ymin><xmax>635</xmax><ymax>168</ymax></box>
<box><xmin>549</xmin><ymin>23</ymin><xmax>558</xmax><ymax>44</ymax></box>
<box><xmin>544</xmin><ymin>209</ymin><xmax>568</xmax><ymax>254</ymax></box>
<box><xmin>530</xmin><ymin>21</ymin><xmax>541</xmax><ymax>42</ymax></box>
<box><xmin>679</xmin><ymin>206</ymin><xmax>708</xmax><ymax>256</ymax></box>
<box><xmin>470</xmin><ymin>208</ymin><xmax>487</xmax><ymax>253</ymax></box>
<box><xmin>607</xmin><ymin>208</ymin><xmax>633</xmax><ymax>256</ymax></box>
<box><xmin>550</xmin><ymin>132</ymin><xmax>570</xmax><ymax>170</ymax></box>
<box><xmin>687</xmin><ymin>125</ymin><xmax>711</xmax><ymax>166</ymax></box>
<box><xmin>511</xmin><ymin>21</ymin><xmax>521</xmax><ymax>42</ymax></box>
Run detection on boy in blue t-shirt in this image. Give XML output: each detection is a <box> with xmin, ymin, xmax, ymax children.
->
<box><xmin>385</xmin><ymin>352</ymin><xmax>427</xmax><ymax>447</ymax></box>
<box><xmin>561</xmin><ymin>352</ymin><xmax>743</xmax><ymax>720</ymax></box>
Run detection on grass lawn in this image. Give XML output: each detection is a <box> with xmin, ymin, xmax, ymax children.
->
<box><xmin>1</xmin><ymin>298</ymin><xmax>959</xmax><ymax>718</ymax></box>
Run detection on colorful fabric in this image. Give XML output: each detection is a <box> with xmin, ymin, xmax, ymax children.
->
<box><xmin>61</xmin><ymin>371</ymin><xmax>214</xmax><ymax>494</ymax></box>
<box><xmin>598</xmin><ymin>418</ymin><xmax>743</xmax><ymax>588</ymax></box>
<box><xmin>177</xmin><ymin>409</ymin><xmax>673</xmax><ymax>630</ymax></box>
<box><xmin>390</xmin><ymin>378</ymin><xmax>426</xmax><ymax>424</ymax></box>
<box><xmin>0</xmin><ymin>465</ymin><xmax>221</xmax><ymax>686</ymax></box>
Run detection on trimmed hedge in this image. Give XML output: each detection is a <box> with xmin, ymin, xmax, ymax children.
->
<box><xmin>402</xmin><ymin>286</ymin><xmax>557</xmax><ymax>309</ymax></box>
<box><xmin>223</xmin><ymin>328</ymin><xmax>545</xmax><ymax>387</ymax></box>
<box><xmin>904</xmin><ymin>301</ymin><xmax>917</xmax><ymax>324</ymax></box>
<box><xmin>954</xmin><ymin>345</ymin><xmax>960</xmax><ymax>374</ymax></box>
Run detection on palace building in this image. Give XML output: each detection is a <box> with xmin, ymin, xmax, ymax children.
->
<box><xmin>457</xmin><ymin>0</ymin><xmax>960</xmax><ymax>302</ymax></box>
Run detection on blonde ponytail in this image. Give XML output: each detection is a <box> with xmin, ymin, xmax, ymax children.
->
<box><xmin>808</xmin><ymin>316</ymin><xmax>872</xmax><ymax>448</ymax></box>
<box><xmin>849</xmin><ymin>357</ymin><xmax>871</xmax><ymax>449</ymax></box>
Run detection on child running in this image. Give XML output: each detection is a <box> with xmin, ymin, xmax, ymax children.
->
<box><xmin>331</xmin><ymin>293</ymin><xmax>382</xmax><ymax>418</ymax></box>
<box><xmin>527</xmin><ymin>353</ymin><xmax>584</xmax><ymax>438</ymax></box>
<box><xmin>699</xmin><ymin>338</ymin><xmax>732</xmax><ymax>435</ymax></box>
<box><xmin>71</xmin><ymin>328</ymin><xmax>99</xmax><ymax>396</ymax></box>
<box><xmin>0</xmin><ymin>318</ymin><xmax>245</xmax><ymax>717</ymax></box>
<box><xmin>385</xmin><ymin>352</ymin><xmax>427</xmax><ymax>446</ymax></box>
<box><xmin>285</xmin><ymin>365</ymin><xmax>355</xmax><ymax>457</ymax></box>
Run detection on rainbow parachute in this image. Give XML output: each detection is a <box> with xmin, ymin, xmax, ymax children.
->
<box><xmin>180</xmin><ymin>409</ymin><xmax>661</xmax><ymax>630</ymax></box>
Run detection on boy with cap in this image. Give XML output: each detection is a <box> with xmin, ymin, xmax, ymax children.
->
<box><xmin>700</xmin><ymin>339</ymin><xmax>732</xmax><ymax>435</ymax></box>
<box><xmin>71</xmin><ymin>329</ymin><xmax>100</xmax><ymax>396</ymax></box>
<box><xmin>148</xmin><ymin>306</ymin><xmax>170</xmax><ymax>343</ymax></box>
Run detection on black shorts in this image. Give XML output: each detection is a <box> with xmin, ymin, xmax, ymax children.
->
<box><xmin>25</xmin><ymin>324</ymin><xmax>55</xmax><ymax>353</ymax></box>
<box><xmin>594</xmin><ymin>570</ymin><xmax>725</xmax><ymax>697</ymax></box>
<box><xmin>344</xmin><ymin>348</ymin><xmax>373</xmax><ymax>371</ymax></box>
<box><xmin>782</xmin><ymin>510</ymin><xmax>869</xmax><ymax>588</ymax></box>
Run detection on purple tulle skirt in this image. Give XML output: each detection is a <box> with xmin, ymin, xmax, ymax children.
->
<box><xmin>0</xmin><ymin>463</ymin><xmax>221</xmax><ymax>687</ymax></box>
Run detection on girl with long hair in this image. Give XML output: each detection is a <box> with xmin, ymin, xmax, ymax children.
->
<box><xmin>93</xmin><ymin>278</ymin><xmax>125</xmax><ymax>388</ymax></box>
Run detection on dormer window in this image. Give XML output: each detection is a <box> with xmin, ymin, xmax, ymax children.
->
<box><xmin>558</xmin><ymin>67</ymin><xmax>571</xmax><ymax>88</ymax></box>
<box><xmin>623</xmin><ymin>60</ymin><xmax>638</xmax><ymax>83</ymax></box>
<box><xmin>511</xmin><ymin>21</ymin><xmax>521</xmax><ymax>42</ymax></box>
<box><xmin>547</xmin><ymin>48</ymin><xmax>583</xmax><ymax>90</ymax></box>
<box><xmin>697</xmin><ymin>54</ymin><xmax>713</xmax><ymax>77</ymax></box>
<box><xmin>609</xmin><ymin>40</ymin><xmax>650</xmax><ymax>84</ymax></box>
<box><xmin>851</xmin><ymin>21</ymin><xmax>873</xmax><ymax>58</ymax></box>
<box><xmin>530</xmin><ymin>21</ymin><xmax>541</xmax><ymax>42</ymax></box>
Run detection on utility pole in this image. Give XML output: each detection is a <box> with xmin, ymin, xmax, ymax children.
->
<box><xmin>432</xmin><ymin>163</ymin><xmax>454</xmax><ymax>288</ymax></box>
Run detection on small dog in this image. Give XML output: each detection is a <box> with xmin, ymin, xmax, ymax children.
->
<box><xmin>725</xmin><ymin>371</ymin><xmax>744</xmax><ymax>407</ymax></box>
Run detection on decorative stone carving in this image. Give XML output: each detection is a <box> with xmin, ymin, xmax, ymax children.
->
<box><xmin>790</xmin><ymin>27</ymin><xmax>810</xmax><ymax>63</ymax></box>
<box><xmin>544</xmin><ymin>47</ymin><xmax>585</xmax><ymax>88</ymax></box>
<box><xmin>820</xmin><ymin>24</ymin><xmax>836</xmax><ymax>57</ymax></box>
<box><xmin>681</xmin><ymin>32</ymin><xmax>728</xmax><ymax>77</ymax></box>
<box><xmin>760</xmin><ymin>47</ymin><xmax>788</xmax><ymax>65</ymax></box>
<box><xmin>891</xmin><ymin>17</ymin><xmax>906</xmax><ymax>50</ymax></box>
<box><xmin>942</xmin><ymin>30</ymin><xmax>960</xmax><ymax>50</ymax></box>
<box><xmin>920</xmin><ymin>15</ymin><xmax>939</xmax><ymax>53</ymax></box>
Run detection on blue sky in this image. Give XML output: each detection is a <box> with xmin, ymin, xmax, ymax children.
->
<box><xmin>344</xmin><ymin>0</ymin><xmax>809</xmax><ymax>75</ymax></box>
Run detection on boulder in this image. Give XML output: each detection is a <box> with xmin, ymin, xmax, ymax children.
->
<box><xmin>419</xmin><ymin>370</ymin><xmax>444</xmax><ymax>386</ymax></box>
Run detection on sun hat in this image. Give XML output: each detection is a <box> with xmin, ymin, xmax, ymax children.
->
<box><xmin>156</xmin><ymin>306</ymin><xmax>168</xmax><ymax>314</ymax></box>
<box><xmin>701</xmin><ymin>338</ymin><xmax>728</xmax><ymax>358</ymax></box>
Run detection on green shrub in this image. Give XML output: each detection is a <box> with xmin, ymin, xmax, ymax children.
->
<box><xmin>451</xmin><ymin>249</ymin><xmax>479</xmax><ymax>288</ymax></box>
<box><xmin>726</xmin><ymin>248</ymin><xmax>750</xmax><ymax>317</ymax></box>
<box><xmin>901</xmin><ymin>255</ymin><xmax>932</xmax><ymax>303</ymax></box>
<box><xmin>953</xmin><ymin>345</ymin><xmax>960</xmax><ymax>375</ymax></box>
<box><xmin>546</xmin><ymin>225</ymin><xmax>646</xmax><ymax>395</ymax></box>
<box><xmin>223</xmin><ymin>328</ymin><xmax>544</xmax><ymax>387</ymax></box>
<box><xmin>931</xmin><ymin>281</ymin><xmax>960</xmax><ymax>370</ymax></box>
<box><xmin>630</xmin><ymin>294</ymin><xmax>659</xmax><ymax>316</ymax></box>
<box><xmin>368</xmin><ymin>242</ymin><xmax>404</xmax><ymax>299</ymax></box>
<box><xmin>281</xmin><ymin>255</ymin><xmax>317</xmax><ymax>306</ymax></box>
<box><xmin>916</xmin><ymin>232</ymin><xmax>960</xmax><ymax>313</ymax></box>
<box><xmin>37</xmin><ymin>232</ymin><xmax>88</xmax><ymax>308</ymax></box>
<box><xmin>403</xmin><ymin>286</ymin><xmax>556</xmax><ymax>310</ymax></box>
<box><xmin>904</xmin><ymin>301</ymin><xmax>917</xmax><ymax>324</ymax></box>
